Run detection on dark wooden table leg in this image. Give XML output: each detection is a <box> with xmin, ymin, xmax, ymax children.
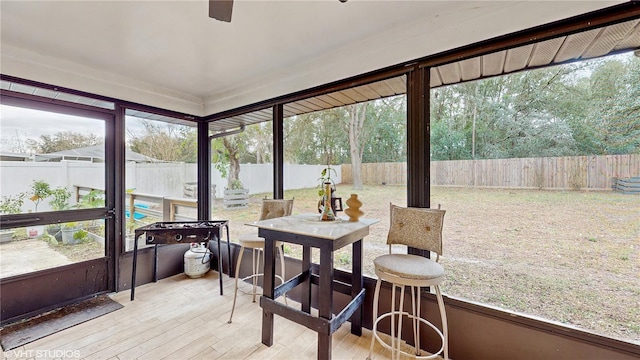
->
<box><xmin>261</xmin><ymin>237</ymin><xmax>276</xmax><ymax>347</ymax></box>
<box><xmin>317</xmin><ymin>246</ymin><xmax>334</xmax><ymax>360</ymax></box>
<box><xmin>351</xmin><ymin>239</ymin><xmax>363</xmax><ymax>336</ymax></box>
<box><xmin>301</xmin><ymin>245</ymin><xmax>312</xmax><ymax>313</ymax></box>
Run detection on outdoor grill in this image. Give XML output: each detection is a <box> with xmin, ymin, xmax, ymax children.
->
<box><xmin>130</xmin><ymin>220</ymin><xmax>230</xmax><ymax>300</ymax></box>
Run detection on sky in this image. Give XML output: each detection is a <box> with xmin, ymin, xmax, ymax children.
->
<box><xmin>1</xmin><ymin>52</ymin><xmax>634</xmax><ymax>154</ymax></box>
<box><xmin>0</xmin><ymin>105</ymin><xmax>147</xmax><ymax>153</ymax></box>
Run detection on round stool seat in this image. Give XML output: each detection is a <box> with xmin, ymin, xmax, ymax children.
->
<box><xmin>374</xmin><ymin>254</ymin><xmax>443</xmax><ymax>281</ymax></box>
<box><xmin>238</xmin><ymin>232</ymin><xmax>283</xmax><ymax>249</ymax></box>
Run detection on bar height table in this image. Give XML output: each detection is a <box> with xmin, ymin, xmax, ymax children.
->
<box><xmin>247</xmin><ymin>214</ymin><xmax>379</xmax><ymax>360</ymax></box>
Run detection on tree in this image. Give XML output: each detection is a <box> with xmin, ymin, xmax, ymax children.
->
<box><xmin>28</xmin><ymin>180</ymin><xmax>51</xmax><ymax>212</ymax></box>
<box><xmin>347</xmin><ymin>103</ymin><xmax>367</xmax><ymax>190</ymax></box>
<box><xmin>284</xmin><ymin>109</ymin><xmax>349</xmax><ymax>165</ymax></box>
<box><xmin>2</xmin><ymin>130</ymin><xmax>29</xmax><ymax>153</ymax></box>
<box><xmin>430</xmin><ymin>53</ymin><xmax>639</xmax><ymax>160</ymax></box>
<box><xmin>583</xmin><ymin>58</ymin><xmax>640</xmax><ymax>154</ymax></box>
<box><xmin>211</xmin><ymin>123</ymin><xmax>271</xmax><ymax>189</ymax></box>
<box><xmin>128</xmin><ymin>120</ymin><xmax>197</xmax><ymax>162</ymax></box>
<box><xmin>221</xmin><ymin>134</ymin><xmax>247</xmax><ymax>189</ymax></box>
<box><xmin>238</xmin><ymin>122</ymin><xmax>272</xmax><ymax>164</ymax></box>
<box><xmin>430</xmin><ymin>120</ymin><xmax>470</xmax><ymax>160</ymax></box>
<box><xmin>430</xmin><ymin>64</ymin><xmax>582</xmax><ymax>159</ymax></box>
<box><xmin>27</xmin><ymin>131</ymin><xmax>102</xmax><ymax>153</ymax></box>
<box><xmin>362</xmin><ymin>96</ymin><xmax>407</xmax><ymax>163</ymax></box>
<box><xmin>548</xmin><ymin>56</ymin><xmax>640</xmax><ymax>156</ymax></box>
<box><xmin>284</xmin><ymin>114</ymin><xmax>318</xmax><ymax>164</ymax></box>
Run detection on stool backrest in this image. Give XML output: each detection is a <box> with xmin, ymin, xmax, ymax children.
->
<box><xmin>387</xmin><ymin>203</ymin><xmax>446</xmax><ymax>256</ymax></box>
<box><xmin>260</xmin><ymin>199</ymin><xmax>294</xmax><ymax>220</ymax></box>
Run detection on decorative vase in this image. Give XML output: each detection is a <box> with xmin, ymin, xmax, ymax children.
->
<box><xmin>320</xmin><ymin>182</ymin><xmax>336</xmax><ymax>221</ymax></box>
<box><xmin>344</xmin><ymin>194</ymin><xmax>364</xmax><ymax>222</ymax></box>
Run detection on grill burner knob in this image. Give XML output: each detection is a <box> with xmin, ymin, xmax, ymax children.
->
<box><xmin>175</xmin><ymin>234</ymin><xmax>183</xmax><ymax>241</ymax></box>
<box><xmin>147</xmin><ymin>235</ymin><xmax>154</xmax><ymax>242</ymax></box>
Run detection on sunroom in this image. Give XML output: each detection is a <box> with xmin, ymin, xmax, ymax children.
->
<box><xmin>1</xmin><ymin>1</ymin><xmax>639</xmax><ymax>359</ymax></box>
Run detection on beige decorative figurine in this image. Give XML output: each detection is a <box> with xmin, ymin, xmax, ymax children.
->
<box><xmin>344</xmin><ymin>194</ymin><xmax>364</xmax><ymax>222</ymax></box>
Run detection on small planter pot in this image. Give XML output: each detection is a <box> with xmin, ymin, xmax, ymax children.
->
<box><xmin>0</xmin><ymin>230</ymin><xmax>15</xmax><ymax>244</ymax></box>
<box><xmin>223</xmin><ymin>188</ymin><xmax>249</xmax><ymax>209</ymax></box>
<box><xmin>61</xmin><ymin>227</ymin><xmax>82</xmax><ymax>245</ymax></box>
<box><xmin>47</xmin><ymin>225</ymin><xmax>63</xmax><ymax>242</ymax></box>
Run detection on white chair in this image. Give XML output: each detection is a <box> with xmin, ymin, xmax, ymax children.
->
<box><xmin>228</xmin><ymin>198</ymin><xmax>293</xmax><ymax>324</ymax></box>
<box><xmin>368</xmin><ymin>204</ymin><xmax>448</xmax><ymax>360</ymax></box>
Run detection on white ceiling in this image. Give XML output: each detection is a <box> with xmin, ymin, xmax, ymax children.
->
<box><xmin>0</xmin><ymin>1</ymin><xmax>626</xmax><ymax>117</ymax></box>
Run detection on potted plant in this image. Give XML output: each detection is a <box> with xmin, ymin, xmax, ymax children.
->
<box><xmin>316</xmin><ymin>165</ymin><xmax>342</xmax><ymax>218</ymax></box>
<box><xmin>71</xmin><ymin>228</ymin><xmax>88</xmax><ymax>245</ymax></box>
<box><xmin>317</xmin><ymin>164</ymin><xmax>337</xmax><ymax>197</ymax></box>
<box><xmin>223</xmin><ymin>179</ymin><xmax>249</xmax><ymax>209</ymax></box>
<box><xmin>28</xmin><ymin>180</ymin><xmax>52</xmax><ymax>212</ymax></box>
<box><xmin>0</xmin><ymin>192</ymin><xmax>26</xmax><ymax>243</ymax></box>
<box><xmin>61</xmin><ymin>222</ymin><xmax>84</xmax><ymax>244</ymax></box>
<box><xmin>25</xmin><ymin>180</ymin><xmax>52</xmax><ymax>238</ymax></box>
<box><xmin>47</xmin><ymin>187</ymin><xmax>71</xmax><ymax>241</ymax></box>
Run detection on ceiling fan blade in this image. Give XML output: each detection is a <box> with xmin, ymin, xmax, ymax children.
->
<box><xmin>209</xmin><ymin>0</ymin><xmax>233</xmax><ymax>22</ymax></box>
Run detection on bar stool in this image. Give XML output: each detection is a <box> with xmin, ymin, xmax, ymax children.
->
<box><xmin>368</xmin><ymin>204</ymin><xmax>448</xmax><ymax>360</ymax></box>
<box><xmin>228</xmin><ymin>198</ymin><xmax>293</xmax><ymax>324</ymax></box>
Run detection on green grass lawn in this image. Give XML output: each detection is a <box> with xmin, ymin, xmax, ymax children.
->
<box><xmin>212</xmin><ymin>184</ymin><xmax>639</xmax><ymax>343</ymax></box>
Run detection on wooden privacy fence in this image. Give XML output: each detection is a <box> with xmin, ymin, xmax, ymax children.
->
<box><xmin>341</xmin><ymin>154</ymin><xmax>640</xmax><ymax>190</ymax></box>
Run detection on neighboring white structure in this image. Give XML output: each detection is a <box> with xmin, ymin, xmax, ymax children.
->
<box><xmin>34</xmin><ymin>145</ymin><xmax>159</xmax><ymax>163</ymax></box>
<box><xmin>0</xmin><ymin>161</ymin><xmax>341</xmax><ymax>212</ymax></box>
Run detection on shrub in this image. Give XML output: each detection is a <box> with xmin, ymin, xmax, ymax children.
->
<box><xmin>0</xmin><ymin>193</ymin><xmax>26</xmax><ymax>214</ymax></box>
<box><xmin>73</xmin><ymin>229</ymin><xmax>88</xmax><ymax>242</ymax></box>
<box><xmin>29</xmin><ymin>180</ymin><xmax>52</xmax><ymax>212</ymax></box>
<box><xmin>49</xmin><ymin>187</ymin><xmax>71</xmax><ymax>211</ymax></box>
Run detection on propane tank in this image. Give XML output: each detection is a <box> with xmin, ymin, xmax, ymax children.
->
<box><xmin>184</xmin><ymin>242</ymin><xmax>211</xmax><ymax>278</ymax></box>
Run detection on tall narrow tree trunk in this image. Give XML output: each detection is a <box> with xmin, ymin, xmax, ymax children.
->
<box><xmin>228</xmin><ymin>154</ymin><xmax>240</xmax><ymax>189</ymax></box>
<box><xmin>223</xmin><ymin>137</ymin><xmax>242</xmax><ymax>189</ymax></box>
<box><xmin>348</xmin><ymin>103</ymin><xmax>367</xmax><ymax>190</ymax></box>
<box><xmin>472</xmin><ymin>102</ymin><xmax>477</xmax><ymax>159</ymax></box>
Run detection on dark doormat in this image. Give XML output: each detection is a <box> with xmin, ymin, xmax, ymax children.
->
<box><xmin>0</xmin><ymin>294</ymin><xmax>123</xmax><ymax>351</ymax></box>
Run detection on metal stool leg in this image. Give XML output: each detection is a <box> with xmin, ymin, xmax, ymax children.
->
<box><xmin>367</xmin><ymin>278</ymin><xmax>382</xmax><ymax>360</ymax></box>
<box><xmin>436</xmin><ymin>285</ymin><xmax>448</xmax><ymax>360</ymax></box>
<box><xmin>412</xmin><ymin>286</ymin><xmax>419</xmax><ymax>356</ymax></box>
<box><xmin>390</xmin><ymin>284</ymin><xmax>397</xmax><ymax>360</ymax></box>
<box><xmin>228</xmin><ymin>245</ymin><xmax>245</xmax><ymax>324</ymax></box>
<box><xmin>229</xmin><ymin>242</ymin><xmax>290</xmax><ymax>326</ymax></box>
<box><xmin>396</xmin><ymin>284</ymin><xmax>406</xmax><ymax>360</ymax></box>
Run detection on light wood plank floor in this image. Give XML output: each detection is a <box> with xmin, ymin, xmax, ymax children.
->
<box><xmin>1</xmin><ymin>271</ymin><xmax>436</xmax><ymax>360</ymax></box>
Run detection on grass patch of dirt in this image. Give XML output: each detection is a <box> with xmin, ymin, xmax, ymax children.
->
<box><xmin>214</xmin><ymin>185</ymin><xmax>639</xmax><ymax>343</ymax></box>
<box><xmin>46</xmin><ymin>237</ymin><xmax>104</xmax><ymax>262</ymax></box>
